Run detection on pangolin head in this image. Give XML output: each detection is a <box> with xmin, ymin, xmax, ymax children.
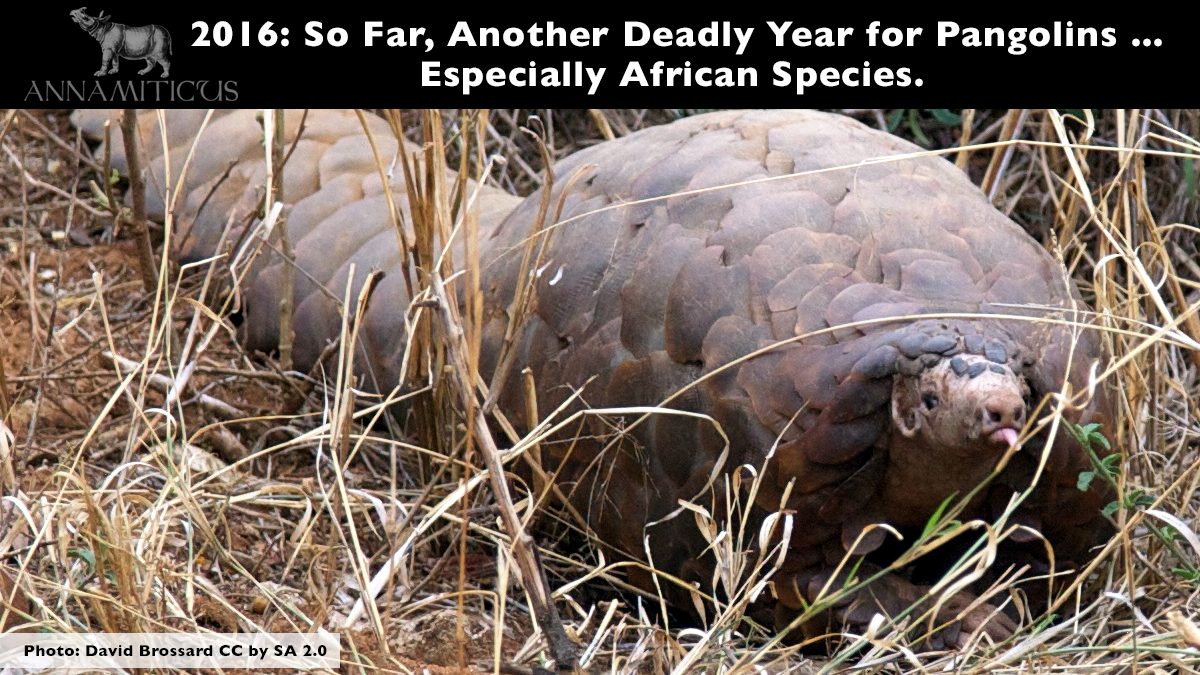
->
<box><xmin>891</xmin><ymin>353</ymin><xmax>1030</xmax><ymax>455</ymax></box>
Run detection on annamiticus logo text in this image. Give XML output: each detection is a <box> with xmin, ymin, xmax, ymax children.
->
<box><xmin>24</xmin><ymin>80</ymin><xmax>239</xmax><ymax>102</ymax></box>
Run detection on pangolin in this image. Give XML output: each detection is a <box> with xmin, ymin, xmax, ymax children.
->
<box><xmin>73</xmin><ymin>109</ymin><xmax>1116</xmax><ymax>643</ymax></box>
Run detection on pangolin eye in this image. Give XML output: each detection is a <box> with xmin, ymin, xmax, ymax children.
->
<box><xmin>922</xmin><ymin>394</ymin><xmax>939</xmax><ymax>410</ymax></box>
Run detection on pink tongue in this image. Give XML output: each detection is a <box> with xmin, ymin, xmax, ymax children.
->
<box><xmin>995</xmin><ymin>427</ymin><xmax>1019</xmax><ymax>448</ymax></box>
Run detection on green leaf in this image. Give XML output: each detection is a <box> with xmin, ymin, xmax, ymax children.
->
<box><xmin>921</xmin><ymin>492</ymin><xmax>958</xmax><ymax>539</ymax></box>
<box><xmin>1078</xmin><ymin>422</ymin><xmax>1112</xmax><ymax>450</ymax></box>
<box><xmin>845</xmin><ymin>557</ymin><xmax>865</xmax><ymax>586</ymax></box>
<box><xmin>927</xmin><ymin>109</ymin><xmax>962</xmax><ymax>125</ymax></box>
<box><xmin>1172</xmin><ymin>567</ymin><xmax>1200</xmax><ymax>583</ymax></box>
<box><xmin>1185</xmin><ymin>158</ymin><xmax>1197</xmax><ymax>202</ymax></box>
<box><xmin>1032</xmin><ymin>612</ymin><xmax>1060</xmax><ymax>632</ymax></box>
<box><xmin>1123</xmin><ymin>489</ymin><xmax>1155</xmax><ymax>510</ymax></box>
<box><xmin>1101</xmin><ymin>454</ymin><xmax>1120</xmax><ymax>472</ymax></box>
<box><xmin>907</xmin><ymin>109</ymin><xmax>932</xmax><ymax>146</ymax></box>
<box><xmin>68</xmin><ymin>549</ymin><xmax>95</xmax><ymax>567</ymax></box>
<box><xmin>1077</xmin><ymin>470</ymin><xmax>1095</xmax><ymax>492</ymax></box>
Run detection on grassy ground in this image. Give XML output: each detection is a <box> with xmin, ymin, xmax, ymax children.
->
<box><xmin>1</xmin><ymin>108</ymin><xmax>1199</xmax><ymax>674</ymax></box>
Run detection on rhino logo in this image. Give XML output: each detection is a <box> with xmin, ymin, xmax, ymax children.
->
<box><xmin>69</xmin><ymin>7</ymin><xmax>172</xmax><ymax>77</ymax></box>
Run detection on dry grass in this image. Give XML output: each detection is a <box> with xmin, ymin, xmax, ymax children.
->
<box><xmin>1</xmin><ymin>108</ymin><xmax>1199</xmax><ymax>675</ymax></box>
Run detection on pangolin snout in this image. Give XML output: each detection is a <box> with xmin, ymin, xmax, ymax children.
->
<box><xmin>981</xmin><ymin>394</ymin><xmax>1026</xmax><ymax>447</ymax></box>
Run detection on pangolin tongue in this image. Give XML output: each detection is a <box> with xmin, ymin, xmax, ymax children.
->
<box><xmin>993</xmin><ymin>427</ymin><xmax>1020</xmax><ymax>448</ymax></box>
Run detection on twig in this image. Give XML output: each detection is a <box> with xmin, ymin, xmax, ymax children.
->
<box><xmin>0</xmin><ymin>109</ymin><xmax>18</xmax><ymax>146</ymax></box>
<box><xmin>426</xmin><ymin>273</ymin><xmax>578</xmax><ymax>671</ymax></box>
<box><xmin>17</xmin><ymin>109</ymin><xmax>103</xmax><ymax>173</ymax></box>
<box><xmin>118</xmin><ymin>110</ymin><xmax>159</xmax><ymax>294</ymax></box>
<box><xmin>587</xmin><ymin>109</ymin><xmax>615</xmax><ymax>141</ymax></box>
<box><xmin>982</xmin><ymin>109</ymin><xmax>1030</xmax><ymax>201</ymax></box>
<box><xmin>1</xmin><ymin>143</ymin><xmax>107</xmax><ymax>218</ymax></box>
<box><xmin>104</xmin><ymin>351</ymin><xmax>245</xmax><ymax>420</ymax></box>
<box><xmin>22</xmin><ymin>254</ymin><xmax>56</xmax><ymax>452</ymax></box>
<box><xmin>265</xmin><ymin>109</ymin><xmax>295</xmax><ymax>372</ymax></box>
<box><xmin>0</xmin><ymin>331</ymin><xmax>9</xmax><ymax>421</ymax></box>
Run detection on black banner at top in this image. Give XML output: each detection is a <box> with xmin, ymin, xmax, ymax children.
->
<box><xmin>13</xmin><ymin>7</ymin><xmax>1192</xmax><ymax>107</ymax></box>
